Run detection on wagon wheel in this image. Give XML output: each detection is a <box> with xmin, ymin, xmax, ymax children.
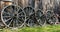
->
<box><xmin>23</xmin><ymin>6</ymin><xmax>35</xmax><ymax>26</ymax></box>
<box><xmin>1</xmin><ymin>5</ymin><xmax>26</xmax><ymax>28</ymax></box>
<box><xmin>35</xmin><ymin>9</ymin><xmax>46</xmax><ymax>26</ymax></box>
<box><xmin>46</xmin><ymin>10</ymin><xmax>57</xmax><ymax>24</ymax></box>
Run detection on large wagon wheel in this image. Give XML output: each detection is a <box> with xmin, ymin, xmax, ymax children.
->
<box><xmin>46</xmin><ymin>10</ymin><xmax>57</xmax><ymax>24</ymax></box>
<box><xmin>23</xmin><ymin>6</ymin><xmax>36</xmax><ymax>27</ymax></box>
<box><xmin>1</xmin><ymin>5</ymin><xmax>26</xmax><ymax>28</ymax></box>
<box><xmin>35</xmin><ymin>9</ymin><xmax>46</xmax><ymax>26</ymax></box>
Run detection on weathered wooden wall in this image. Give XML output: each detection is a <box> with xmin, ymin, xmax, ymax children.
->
<box><xmin>0</xmin><ymin>0</ymin><xmax>60</xmax><ymax>11</ymax></box>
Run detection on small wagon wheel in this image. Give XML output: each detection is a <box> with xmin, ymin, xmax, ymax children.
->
<box><xmin>35</xmin><ymin>9</ymin><xmax>46</xmax><ymax>26</ymax></box>
<box><xmin>23</xmin><ymin>6</ymin><xmax>35</xmax><ymax>27</ymax></box>
<box><xmin>46</xmin><ymin>10</ymin><xmax>57</xmax><ymax>24</ymax></box>
<box><xmin>1</xmin><ymin>5</ymin><xmax>26</xmax><ymax>28</ymax></box>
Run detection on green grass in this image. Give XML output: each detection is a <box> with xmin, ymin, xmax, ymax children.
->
<box><xmin>0</xmin><ymin>25</ymin><xmax>60</xmax><ymax>32</ymax></box>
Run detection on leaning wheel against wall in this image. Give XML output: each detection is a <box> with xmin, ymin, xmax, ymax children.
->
<box><xmin>23</xmin><ymin>6</ymin><xmax>37</xmax><ymax>27</ymax></box>
<box><xmin>35</xmin><ymin>9</ymin><xmax>46</xmax><ymax>26</ymax></box>
<box><xmin>46</xmin><ymin>10</ymin><xmax>58</xmax><ymax>24</ymax></box>
<box><xmin>1</xmin><ymin>5</ymin><xmax>26</xmax><ymax>28</ymax></box>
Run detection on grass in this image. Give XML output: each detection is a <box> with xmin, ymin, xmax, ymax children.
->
<box><xmin>0</xmin><ymin>25</ymin><xmax>60</xmax><ymax>32</ymax></box>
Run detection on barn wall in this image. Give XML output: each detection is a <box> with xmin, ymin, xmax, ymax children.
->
<box><xmin>42</xmin><ymin>0</ymin><xmax>55</xmax><ymax>13</ymax></box>
<box><xmin>0</xmin><ymin>0</ymin><xmax>60</xmax><ymax>11</ymax></box>
<box><xmin>18</xmin><ymin>0</ymin><xmax>28</xmax><ymax>8</ymax></box>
